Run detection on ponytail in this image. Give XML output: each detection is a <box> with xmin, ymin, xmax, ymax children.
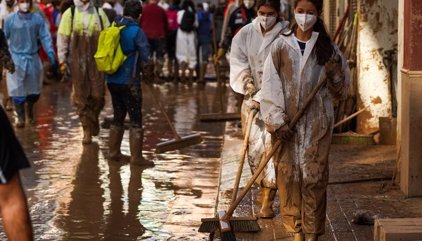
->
<box><xmin>313</xmin><ymin>18</ymin><xmax>334</xmax><ymax>65</ymax></box>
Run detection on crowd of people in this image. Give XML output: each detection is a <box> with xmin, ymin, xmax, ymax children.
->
<box><xmin>0</xmin><ymin>0</ymin><xmax>351</xmax><ymax>240</ymax></box>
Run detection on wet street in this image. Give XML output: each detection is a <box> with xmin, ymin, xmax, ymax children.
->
<box><xmin>2</xmin><ymin>81</ymin><xmax>230</xmax><ymax>240</ymax></box>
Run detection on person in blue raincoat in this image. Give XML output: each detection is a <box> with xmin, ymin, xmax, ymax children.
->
<box><xmin>4</xmin><ymin>0</ymin><xmax>55</xmax><ymax>128</ymax></box>
<box><xmin>106</xmin><ymin>0</ymin><xmax>154</xmax><ymax>167</ymax></box>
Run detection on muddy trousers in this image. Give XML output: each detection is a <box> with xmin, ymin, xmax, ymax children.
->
<box><xmin>72</xmin><ymin>73</ymin><xmax>105</xmax><ymax>142</ymax></box>
<box><xmin>107</xmin><ymin>83</ymin><xmax>142</xmax><ymax>128</ymax></box>
<box><xmin>277</xmin><ymin>161</ymin><xmax>328</xmax><ymax>236</ymax></box>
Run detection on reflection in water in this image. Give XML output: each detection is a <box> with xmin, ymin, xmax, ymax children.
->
<box><xmin>104</xmin><ymin>164</ymin><xmax>145</xmax><ymax>240</ymax></box>
<box><xmin>3</xmin><ymin>82</ymin><xmax>233</xmax><ymax>240</ymax></box>
<box><xmin>63</xmin><ymin>143</ymin><xmax>105</xmax><ymax>240</ymax></box>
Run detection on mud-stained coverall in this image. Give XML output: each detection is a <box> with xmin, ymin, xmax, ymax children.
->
<box><xmin>57</xmin><ymin>3</ymin><xmax>109</xmax><ymax>135</ymax></box>
<box><xmin>260</xmin><ymin>32</ymin><xmax>350</xmax><ymax>235</ymax></box>
<box><xmin>229</xmin><ymin>19</ymin><xmax>289</xmax><ymax>189</ymax></box>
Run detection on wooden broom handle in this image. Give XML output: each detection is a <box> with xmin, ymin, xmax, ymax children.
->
<box><xmin>224</xmin><ymin>77</ymin><xmax>328</xmax><ymax>220</ymax></box>
<box><xmin>231</xmin><ymin>109</ymin><xmax>257</xmax><ymax>204</ymax></box>
<box><xmin>146</xmin><ymin>84</ymin><xmax>181</xmax><ymax>140</ymax></box>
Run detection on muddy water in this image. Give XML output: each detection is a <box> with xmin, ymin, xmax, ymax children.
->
<box><xmin>4</xmin><ymin>82</ymin><xmax>231</xmax><ymax>240</ymax></box>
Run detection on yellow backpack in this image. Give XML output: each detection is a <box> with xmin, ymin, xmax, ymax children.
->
<box><xmin>94</xmin><ymin>22</ymin><xmax>126</xmax><ymax>74</ymax></box>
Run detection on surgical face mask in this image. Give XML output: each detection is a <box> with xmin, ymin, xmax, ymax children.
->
<box><xmin>243</xmin><ymin>0</ymin><xmax>254</xmax><ymax>9</ymax></box>
<box><xmin>18</xmin><ymin>2</ymin><xmax>30</xmax><ymax>12</ymax></box>
<box><xmin>258</xmin><ymin>15</ymin><xmax>277</xmax><ymax>30</ymax></box>
<box><xmin>295</xmin><ymin>13</ymin><xmax>317</xmax><ymax>32</ymax></box>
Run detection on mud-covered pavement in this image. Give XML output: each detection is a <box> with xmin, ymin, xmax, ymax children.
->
<box><xmin>2</xmin><ymin>81</ymin><xmax>231</xmax><ymax>240</ymax></box>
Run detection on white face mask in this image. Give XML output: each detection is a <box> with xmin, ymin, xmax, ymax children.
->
<box><xmin>243</xmin><ymin>0</ymin><xmax>254</xmax><ymax>9</ymax></box>
<box><xmin>18</xmin><ymin>2</ymin><xmax>30</xmax><ymax>12</ymax></box>
<box><xmin>295</xmin><ymin>13</ymin><xmax>317</xmax><ymax>32</ymax></box>
<box><xmin>74</xmin><ymin>0</ymin><xmax>90</xmax><ymax>10</ymax></box>
<box><xmin>258</xmin><ymin>15</ymin><xmax>277</xmax><ymax>30</ymax></box>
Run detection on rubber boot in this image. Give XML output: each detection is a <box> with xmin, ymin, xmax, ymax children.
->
<box><xmin>155</xmin><ymin>61</ymin><xmax>163</xmax><ymax>77</ymax></box>
<box><xmin>92</xmin><ymin>118</ymin><xmax>100</xmax><ymax>136</ymax></box>
<box><xmin>257</xmin><ymin>187</ymin><xmax>277</xmax><ymax>218</ymax></box>
<box><xmin>108</xmin><ymin>125</ymin><xmax>130</xmax><ymax>162</ymax></box>
<box><xmin>82</xmin><ymin>125</ymin><xmax>92</xmax><ymax>145</ymax></box>
<box><xmin>173</xmin><ymin>61</ymin><xmax>179</xmax><ymax>82</ymax></box>
<box><xmin>167</xmin><ymin>60</ymin><xmax>173</xmax><ymax>81</ymax></box>
<box><xmin>15</xmin><ymin>103</ymin><xmax>25</xmax><ymax>128</ymax></box>
<box><xmin>294</xmin><ymin>233</ymin><xmax>304</xmax><ymax>241</ymax></box>
<box><xmin>129</xmin><ymin>127</ymin><xmax>154</xmax><ymax>167</ymax></box>
<box><xmin>188</xmin><ymin>68</ymin><xmax>194</xmax><ymax>84</ymax></box>
<box><xmin>304</xmin><ymin>234</ymin><xmax>318</xmax><ymax>241</ymax></box>
<box><xmin>180</xmin><ymin>62</ymin><xmax>187</xmax><ymax>83</ymax></box>
<box><xmin>198</xmin><ymin>63</ymin><xmax>207</xmax><ymax>85</ymax></box>
<box><xmin>26</xmin><ymin>101</ymin><xmax>35</xmax><ymax>124</ymax></box>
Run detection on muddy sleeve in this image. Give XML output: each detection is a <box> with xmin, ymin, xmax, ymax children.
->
<box><xmin>57</xmin><ymin>9</ymin><xmax>72</xmax><ymax>64</ymax></box>
<box><xmin>57</xmin><ymin>33</ymin><xmax>69</xmax><ymax>64</ymax></box>
<box><xmin>0</xmin><ymin>107</ymin><xmax>30</xmax><ymax>184</ymax></box>
<box><xmin>0</xmin><ymin>29</ymin><xmax>13</xmax><ymax>70</ymax></box>
<box><xmin>260</xmin><ymin>45</ymin><xmax>289</xmax><ymax>133</ymax></box>
<box><xmin>229</xmin><ymin>27</ymin><xmax>251</xmax><ymax>95</ymax></box>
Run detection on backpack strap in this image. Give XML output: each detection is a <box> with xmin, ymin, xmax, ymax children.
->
<box><xmin>70</xmin><ymin>5</ymin><xmax>75</xmax><ymax>33</ymax></box>
<box><xmin>95</xmin><ymin>6</ymin><xmax>104</xmax><ymax>30</ymax></box>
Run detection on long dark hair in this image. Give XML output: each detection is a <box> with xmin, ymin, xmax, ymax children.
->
<box><xmin>285</xmin><ymin>0</ymin><xmax>334</xmax><ymax>65</ymax></box>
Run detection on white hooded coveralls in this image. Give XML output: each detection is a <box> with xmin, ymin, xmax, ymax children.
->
<box><xmin>260</xmin><ymin>32</ymin><xmax>350</xmax><ymax>234</ymax></box>
<box><xmin>229</xmin><ymin>19</ymin><xmax>289</xmax><ymax>188</ymax></box>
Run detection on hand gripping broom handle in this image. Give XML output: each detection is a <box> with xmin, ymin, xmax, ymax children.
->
<box><xmin>146</xmin><ymin>84</ymin><xmax>181</xmax><ymax>140</ymax></box>
<box><xmin>224</xmin><ymin>77</ymin><xmax>328</xmax><ymax>220</ymax></box>
<box><xmin>231</xmin><ymin>109</ymin><xmax>258</xmax><ymax>204</ymax></box>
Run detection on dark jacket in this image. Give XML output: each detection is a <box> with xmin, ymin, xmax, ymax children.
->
<box><xmin>105</xmin><ymin>16</ymin><xmax>150</xmax><ymax>85</ymax></box>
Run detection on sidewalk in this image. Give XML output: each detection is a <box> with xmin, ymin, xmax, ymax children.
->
<box><xmin>215</xmin><ymin>121</ymin><xmax>422</xmax><ymax>241</ymax></box>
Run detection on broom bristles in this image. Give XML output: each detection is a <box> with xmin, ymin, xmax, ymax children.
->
<box><xmin>199</xmin><ymin>218</ymin><xmax>260</xmax><ymax>233</ymax></box>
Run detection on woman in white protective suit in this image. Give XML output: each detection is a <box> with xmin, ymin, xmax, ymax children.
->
<box><xmin>260</xmin><ymin>0</ymin><xmax>350</xmax><ymax>240</ymax></box>
<box><xmin>229</xmin><ymin>0</ymin><xmax>289</xmax><ymax>218</ymax></box>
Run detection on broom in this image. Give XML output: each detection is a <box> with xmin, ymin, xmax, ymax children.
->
<box><xmin>199</xmin><ymin>75</ymin><xmax>329</xmax><ymax>240</ymax></box>
<box><xmin>199</xmin><ymin>14</ymin><xmax>240</xmax><ymax>123</ymax></box>
<box><xmin>199</xmin><ymin>109</ymin><xmax>260</xmax><ymax>236</ymax></box>
<box><xmin>145</xmin><ymin>84</ymin><xmax>203</xmax><ymax>154</ymax></box>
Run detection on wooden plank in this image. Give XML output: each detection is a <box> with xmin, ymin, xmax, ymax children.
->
<box><xmin>375</xmin><ymin>218</ymin><xmax>422</xmax><ymax>241</ymax></box>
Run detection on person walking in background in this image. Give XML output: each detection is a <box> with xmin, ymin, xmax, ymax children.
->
<box><xmin>196</xmin><ymin>2</ymin><xmax>211</xmax><ymax>84</ymax></box>
<box><xmin>4</xmin><ymin>0</ymin><xmax>55</xmax><ymax>128</ymax></box>
<box><xmin>176</xmin><ymin>0</ymin><xmax>197</xmax><ymax>83</ymax></box>
<box><xmin>102</xmin><ymin>0</ymin><xmax>123</xmax><ymax>16</ymax></box>
<box><xmin>165</xmin><ymin>0</ymin><xmax>179</xmax><ymax>81</ymax></box>
<box><xmin>140</xmin><ymin>0</ymin><xmax>168</xmax><ymax>81</ymax></box>
<box><xmin>214</xmin><ymin>0</ymin><xmax>256</xmax><ymax>63</ymax></box>
<box><xmin>0</xmin><ymin>106</ymin><xmax>33</xmax><ymax>241</ymax></box>
<box><xmin>158</xmin><ymin>0</ymin><xmax>169</xmax><ymax>10</ymax></box>
<box><xmin>0</xmin><ymin>0</ymin><xmax>16</xmax><ymax>112</ymax></box>
<box><xmin>260</xmin><ymin>0</ymin><xmax>350</xmax><ymax>240</ymax></box>
<box><xmin>230</xmin><ymin>0</ymin><xmax>289</xmax><ymax>219</ymax></box>
<box><xmin>102</xmin><ymin>0</ymin><xmax>123</xmax><ymax>22</ymax></box>
<box><xmin>105</xmin><ymin>0</ymin><xmax>154</xmax><ymax>167</ymax></box>
<box><xmin>57</xmin><ymin>0</ymin><xmax>110</xmax><ymax>144</ymax></box>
